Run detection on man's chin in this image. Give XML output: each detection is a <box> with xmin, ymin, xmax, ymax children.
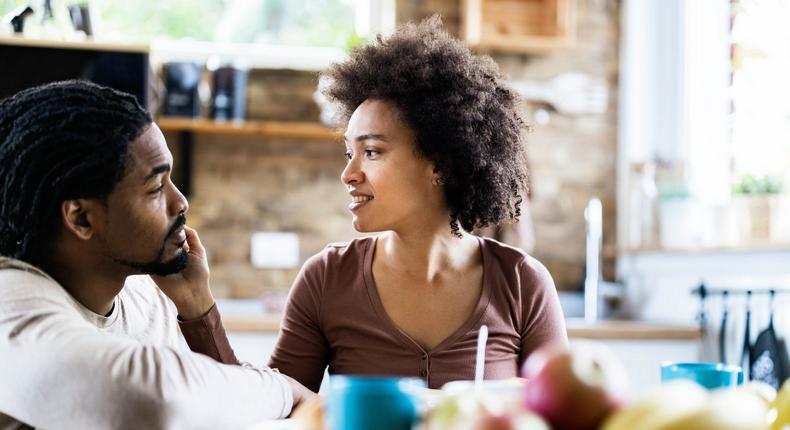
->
<box><xmin>148</xmin><ymin>250</ymin><xmax>187</xmax><ymax>276</ymax></box>
<box><xmin>132</xmin><ymin>250</ymin><xmax>188</xmax><ymax>277</ymax></box>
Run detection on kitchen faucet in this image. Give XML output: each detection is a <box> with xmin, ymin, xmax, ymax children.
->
<box><xmin>584</xmin><ymin>197</ymin><xmax>625</xmax><ymax>322</ymax></box>
<box><xmin>584</xmin><ymin>198</ymin><xmax>603</xmax><ymax>322</ymax></box>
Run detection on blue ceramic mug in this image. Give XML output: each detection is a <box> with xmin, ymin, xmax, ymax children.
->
<box><xmin>660</xmin><ymin>362</ymin><xmax>744</xmax><ymax>389</ymax></box>
<box><xmin>327</xmin><ymin>376</ymin><xmax>425</xmax><ymax>430</ymax></box>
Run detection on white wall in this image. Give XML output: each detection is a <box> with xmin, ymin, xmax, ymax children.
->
<box><xmin>619</xmin><ymin>249</ymin><xmax>790</xmax><ymax>367</ymax></box>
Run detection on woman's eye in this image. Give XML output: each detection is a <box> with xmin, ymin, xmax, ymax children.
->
<box><xmin>344</xmin><ymin>151</ymin><xmax>353</xmax><ymax>161</ymax></box>
<box><xmin>364</xmin><ymin>149</ymin><xmax>379</xmax><ymax>158</ymax></box>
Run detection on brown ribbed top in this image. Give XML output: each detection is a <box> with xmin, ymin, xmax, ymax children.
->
<box><xmin>268</xmin><ymin>236</ymin><xmax>567</xmax><ymax>391</ymax></box>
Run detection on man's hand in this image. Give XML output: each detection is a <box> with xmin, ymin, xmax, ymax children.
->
<box><xmin>151</xmin><ymin>226</ymin><xmax>215</xmax><ymax>320</ymax></box>
<box><xmin>283</xmin><ymin>374</ymin><xmax>319</xmax><ymax>412</ymax></box>
<box><xmin>291</xmin><ymin>393</ymin><xmax>325</xmax><ymax>429</ymax></box>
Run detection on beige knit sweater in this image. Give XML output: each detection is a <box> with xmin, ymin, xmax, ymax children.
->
<box><xmin>0</xmin><ymin>257</ymin><xmax>292</xmax><ymax>430</ymax></box>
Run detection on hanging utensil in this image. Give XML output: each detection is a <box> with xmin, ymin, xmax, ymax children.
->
<box><xmin>750</xmin><ymin>290</ymin><xmax>790</xmax><ymax>389</ymax></box>
<box><xmin>719</xmin><ymin>291</ymin><xmax>729</xmax><ymax>363</ymax></box>
<box><xmin>741</xmin><ymin>290</ymin><xmax>752</xmax><ymax>381</ymax></box>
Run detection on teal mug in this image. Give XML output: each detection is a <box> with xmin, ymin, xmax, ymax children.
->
<box><xmin>660</xmin><ymin>362</ymin><xmax>743</xmax><ymax>389</ymax></box>
<box><xmin>327</xmin><ymin>376</ymin><xmax>425</xmax><ymax>430</ymax></box>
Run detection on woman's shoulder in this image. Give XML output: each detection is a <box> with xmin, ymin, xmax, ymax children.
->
<box><xmin>479</xmin><ymin>236</ymin><xmax>553</xmax><ymax>287</ymax></box>
<box><xmin>300</xmin><ymin>236</ymin><xmax>375</xmax><ymax>275</ymax></box>
<box><xmin>310</xmin><ymin>236</ymin><xmax>374</xmax><ymax>262</ymax></box>
<box><xmin>292</xmin><ymin>236</ymin><xmax>374</xmax><ymax>301</ymax></box>
<box><xmin>480</xmin><ymin>236</ymin><xmax>540</xmax><ymax>269</ymax></box>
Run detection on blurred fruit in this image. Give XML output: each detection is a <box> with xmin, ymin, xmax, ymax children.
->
<box><xmin>664</xmin><ymin>386</ymin><xmax>770</xmax><ymax>430</ymax></box>
<box><xmin>772</xmin><ymin>379</ymin><xmax>790</xmax><ymax>430</ymax></box>
<box><xmin>604</xmin><ymin>381</ymin><xmax>771</xmax><ymax>430</ymax></box>
<box><xmin>441</xmin><ymin>378</ymin><xmax>527</xmax><ymax>415</ymax></box>
<box><xmin>522</xmin><ymin>341</ymin><xmax>629</xmax><ymax>430</ymax></box>
<box><xmin>467</xmin><ymin>412</ymin><xmax>513</xmax><ymax>430</ymax></box>
<box><xmin>743</xmin><ymin>381</ymin><xmax>778</xmax><ymax>406</ymax></box>
<box><xmin>711</xmin><ymin>386</ymin><xmax>771</xmax><ymax>430</ymax></box>
<box><xmin>510</xmin><ymin>411</ymin><xmax>551</xmax><ymax>430</ymax></box>
<box><xmin>602</xmin><ymin>380</ymin><xmax>709</xmax><ymax>430</ymax></box>
<box><xmin>426</xmin><ymin>392</ymin><xmax>549</xmax><ymax>430</ymax></box>
<box><xmin>427</xmin><ymin>392</ymin><xmax>488</xmax><ymax>430</ymax></box>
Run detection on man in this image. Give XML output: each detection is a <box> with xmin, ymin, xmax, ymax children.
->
<box><xmin>0</xmin><ymin>80</ymin><xmax>313</xmax><ymax>429</ymax></box>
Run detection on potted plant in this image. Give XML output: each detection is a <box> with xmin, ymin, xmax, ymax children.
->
<box><xmin>731</xmin><ymin>174</ymin><xmax>785</xmax><ymax>244</ymax></box>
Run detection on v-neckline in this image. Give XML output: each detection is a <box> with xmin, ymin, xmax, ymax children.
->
<box><xmin>362</xmin><ymin>236</ymin><xmax>492</xmax><ymax>354</ymax></box>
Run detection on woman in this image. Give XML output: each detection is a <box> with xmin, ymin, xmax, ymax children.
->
<box><xmin>268</xmin><ymin>17</ymin><xmax>567</xmax><ymax>391</ymax></box>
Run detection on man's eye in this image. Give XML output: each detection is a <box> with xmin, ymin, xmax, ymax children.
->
<box><xmin>150</xmin><ymin>184</ymin><xmax>164</xmax><ymax>194</ymax></box>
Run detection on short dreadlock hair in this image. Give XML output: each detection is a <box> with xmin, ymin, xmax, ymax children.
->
<box><xmin>0</xmin><ymin>80</ymin><xmax>152</xmax><ymax>268</ymax></box>
<box><xmin>323</xmin><ymin>16</ymin><xmax>529</xmax><ymax>236</ymax></box>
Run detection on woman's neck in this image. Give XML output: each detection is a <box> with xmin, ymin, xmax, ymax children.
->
<box><xmin>377</xmin><ymin>222</ymin><xmax>480</xmax><ymax>284</ymax></box>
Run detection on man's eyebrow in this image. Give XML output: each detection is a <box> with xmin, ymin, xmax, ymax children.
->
<box><xmin>144</xmin><ymin>164</ymin><xmax>171</xmax><ymax>182</ymax></box>
<box><xmin>342</xmin><ymin>133</ymin><xmax>388</xmax><ymax>143</ymax></box>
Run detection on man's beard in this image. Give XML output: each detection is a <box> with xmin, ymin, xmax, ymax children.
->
<box><xmin>112</xmin><ymin>213</ymin><xmax>188</xmax><ymax>276</ymax></box>
<box><xmin>123</xmin><ymin>250</ymin><xmax>188</xmax><ymax>276</ymax></box>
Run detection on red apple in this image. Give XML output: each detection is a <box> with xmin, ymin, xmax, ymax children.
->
<box><xmin>468</xmin><ymin>413</ymin><xmax>513</xmax><ymax>430</ymax></box>
<box><xmin>522</xmin><ymin>341</ymin><xmax>629</xmax><ymax>430</ymax></box>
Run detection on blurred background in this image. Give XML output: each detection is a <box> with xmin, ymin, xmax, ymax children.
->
<box><xmin>2</xmin><ymin>0</ymin><xmax>789</xmax><ymax>392</ymax></box>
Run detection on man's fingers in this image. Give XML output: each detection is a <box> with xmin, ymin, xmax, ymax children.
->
<box><xmin>183</xmin><ymin>226</ymin><xmax>206</xmax><ymax>256</ymax></box>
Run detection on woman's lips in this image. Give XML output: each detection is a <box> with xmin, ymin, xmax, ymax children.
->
<box><xmin>349</xmin><ymin>197</ymin><xmax>373</xmax><ymax>212</ymax></box>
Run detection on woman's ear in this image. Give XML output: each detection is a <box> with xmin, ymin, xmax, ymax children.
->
<box><xmin>60</xmin><ymin>199</ymin><xmax>97</xmax><ymax>241</ymax></box>
<box><xmin>431</xmin><ymin>167</ymin><xmax>445</xmax><ymax>186</ymax></box>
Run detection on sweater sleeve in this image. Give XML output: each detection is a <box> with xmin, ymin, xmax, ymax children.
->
<box><xmin>518</xmin><ymin>256</ymin><xmax>569</xmax><ymax>365</ymax></box>
<box><xmin>179</xmin><ymin>303</ymin><xmax>241</xmax><ymax>365</ymax></box>
<box><xmin>0</xmin><ymin>272</ymin><xmax>293</xmax><ymax>430</ymax></box>
<box><xmin>268</xmin><ymin>252</ymin><xmax>331</xmax><ymax>392</ymax></box>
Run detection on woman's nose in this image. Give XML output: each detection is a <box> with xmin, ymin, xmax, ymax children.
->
<box><xmin>341</xmin><ymin>156</ymin><xmax>363</xmax><ymax>185</ymax></box>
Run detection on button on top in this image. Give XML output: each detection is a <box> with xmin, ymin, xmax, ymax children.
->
<box><xmin>420</xmin><ymin>369</ymin><xmax>428</xmax><ymax>377</ymax></box>
<box><xmin>421</xmin><ymin>353</ymin><xmax>428</xmax><ymax>360</ymax></box>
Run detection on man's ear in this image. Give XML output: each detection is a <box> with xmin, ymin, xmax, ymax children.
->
<box><xmin>60</xmin><ymin>199</ymin><xmax>99</xmax><ymax>241</ymax></box>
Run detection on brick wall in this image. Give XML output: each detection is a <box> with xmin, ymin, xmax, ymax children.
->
<box><xmin>166</xmin><ymin>0</ymin><xmax>619</xmax><ymax>298</ymax></box>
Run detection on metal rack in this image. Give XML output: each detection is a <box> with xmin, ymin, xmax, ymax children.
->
<box><xmin>691</xmin><ymin>283</ymin><xmax>789</xmax><ymax>328</ymax></box>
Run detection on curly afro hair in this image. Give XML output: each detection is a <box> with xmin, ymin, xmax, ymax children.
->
<box><xmin>323</xmin><ymin>15</ymin><xmax>529</xmax><ymax>237</ymax></box>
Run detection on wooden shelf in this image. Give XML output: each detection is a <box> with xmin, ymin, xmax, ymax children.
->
<box><xmin>0</xmin><ymin>35</ymin><xmax>148</xmax><ymax>53</ymax></box>
<box><xmin>157</xmin><ymin>117</ymin><xmax>339</xmax><ymax>141</ymax></box>
<box><xmin>462</xmin><ymin>0</ymin><xmax>576</xmax><ymax>54</ymax></box>
<box><xmin>621</xmin><ymin>243</ymin><xmax>790</xmax><ymax>256</ymax></box>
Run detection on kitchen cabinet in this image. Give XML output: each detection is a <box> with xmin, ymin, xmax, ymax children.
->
<box><xmin>0</xmin><ymin>36</ymin><xmax>150</xmax><ymax>106</ymax></box>
<box><xmin>461</xmin><ymin>0</ymin><xmax>577</xmax><ymax>53</ymax></box>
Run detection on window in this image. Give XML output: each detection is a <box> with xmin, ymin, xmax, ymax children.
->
<box><xmin>618</xmin><ymin>0</ymin><xmax>790</xmax><ymax>252</ymax></box>
<box><xmin>731</xmin><ymin>0</ymin><xmax>790</xmax><ymax>185</ymax></box>
<box><xmin>97</xmin><ymin>0</ymin><xmax>357</xmax><ymax>48</ymax></box>
<box><xmin>1</xmin><ymin>0</ymin><xmax>395</xmax><ymax>69</ymax></box>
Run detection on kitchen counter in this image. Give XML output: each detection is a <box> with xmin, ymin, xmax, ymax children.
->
<box><xmin>221</xmin><ymin>313</ymin><xmax>701</xmax><ymax>397</ymax></box>
<box><xmin>564</xmin><ymin>318</ymin><xmax>701</xmax><ymax>340</ymax></box>
<box><xmin>219</xmin><ymin>314</ymin><xmax>702</xmax><ymax>340</ymax></box>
